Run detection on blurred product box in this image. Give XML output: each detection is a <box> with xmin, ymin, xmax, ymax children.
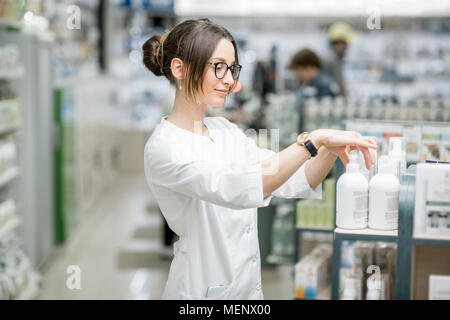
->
<box><xmin>414</xmin><ymin>163</ymin><xmax>450</xmax><ymax>238</ymax></box>
<box><xmin>429</xmin><ymin>275</ymin><xmax>450</xmax><ymax>300</ymax></box>
<box><xmin>296</xmin><ymin>178</ymin><xmax>335</xmax><ymax>229</ymax></box>
<box><xmin>295</xmin><ymin>244</ymin><xmax>332</xmax><ymax>299</ymax></box>
<box><xmin>339</xmin><ymin>240</ymin><xmax>396</xmax><ymax>300</ymax></box>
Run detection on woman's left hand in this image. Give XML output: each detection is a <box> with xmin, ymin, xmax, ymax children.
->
<box><xmin>311</xmin><ymin>129</ymin><xmax>377</xmax><ymax>169</ymax></box>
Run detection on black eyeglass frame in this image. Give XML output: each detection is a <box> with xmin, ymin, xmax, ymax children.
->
<box><xmin>207</xmin><ymin>62</ymin><xmax>242</xmax><ymax>80</ymax></box>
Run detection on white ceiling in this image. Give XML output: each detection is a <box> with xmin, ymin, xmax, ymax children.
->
<box><xmin>175</xmin><ymin>0</ymin><xmax>450</xmax><ymax>17</ymax></box>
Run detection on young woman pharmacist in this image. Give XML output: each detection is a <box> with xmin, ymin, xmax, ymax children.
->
<box><xmin>142</xmin><ymin>18</ymin><xmax>376</xmax><ymax>300</ymax></box>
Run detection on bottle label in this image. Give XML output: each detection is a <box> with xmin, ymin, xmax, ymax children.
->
<box><xmin>385</xmin><ymin>191</ymin><xmax>399</xmax><ymax>223</ymax></box>
<box><xmin>353</xmin><ymin>191</ymin><xmax>368</xmax><ymax>223</ymax></box>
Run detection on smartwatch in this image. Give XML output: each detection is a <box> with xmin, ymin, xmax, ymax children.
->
<box><xmin>297</xmin><ymin>132</ymin><xmax>318</xmax><ymax>157</ymax></box>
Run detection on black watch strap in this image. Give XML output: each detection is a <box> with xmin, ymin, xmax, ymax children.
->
<box><xmin>305</xmin><ymin>140</ymin><xmax>318</xmax><ymax>157</ymax></box>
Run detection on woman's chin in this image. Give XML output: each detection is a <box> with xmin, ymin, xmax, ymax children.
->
<box><xmin>208</xmin><ymin>99</ymin><xmax>226</xmax><ymax>107</ymax></box>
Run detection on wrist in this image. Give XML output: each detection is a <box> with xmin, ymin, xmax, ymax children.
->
<box><xmin>310</xmin><ymin>130</ymin><xmax>323</xmax><ymax>149</ymax></box>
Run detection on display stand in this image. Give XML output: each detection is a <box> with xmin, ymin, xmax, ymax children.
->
<box><xmin>330</xmin><ymin>158</ymin><xmax>400</xmax><ymax>300</ymax></box>
<box><xmin>295</xmin><ymin>157</ymin><xmax>448</xmax><ymax>300</ymax></box>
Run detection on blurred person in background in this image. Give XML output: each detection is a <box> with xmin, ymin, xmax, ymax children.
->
<box><xmin>323</xmin><ymin>22</ymin><xmax>356</xmax><ymax>97</ymax></box>
<box><xmin>289</xmin><ymin>48</ymin><xmax>339</xmax><ymax>132</ymax></box>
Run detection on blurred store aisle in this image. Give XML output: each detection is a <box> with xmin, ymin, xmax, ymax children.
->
<box><xmin>38</xmin><ymin>174</ymin><xmax>169</xmax><ymax>299</ymax></box>
<box><xmin>37</xmin><ymin>173</ymin><xmax>293</xmax><ymax>300</ymax></box>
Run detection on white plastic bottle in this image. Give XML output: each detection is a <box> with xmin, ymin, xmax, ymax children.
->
<box><xmin>366</xmin><ymin>279</ymin><xmax>382</xmax><ymax>300</ymax></box>
<box><xmin>336</xmin><ymin>152</ymin><xmax>369</xmax><ymax>229</ymax></box>
<box><xmin>342</xmin><ymin>277</ymin><xmax>358</xmax><ymax>300</ymax></box>
<box><xmin>388</xmin><ymin>137</ymin><xmax>406</xmax><ymax>181</ymax></box>
<box><xmin>366</xmin><ymin>273</ymin><xmax>383</xmax><ymax>300</ymax></box>
<box><xmin>368</xmin><ymin>156</ymin><xmax>400</xmax><ymax>230</ymax></box>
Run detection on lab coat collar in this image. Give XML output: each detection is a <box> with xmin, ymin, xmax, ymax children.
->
<box><xmin>160</xmin><ymin>116</ymin><xmax>216</xmax><ymax>144</ymax></box>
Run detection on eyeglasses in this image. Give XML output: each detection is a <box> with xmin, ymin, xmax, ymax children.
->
<box><xmin>207</xmin><ymin>62</ymin><xmax>242</xmax><ymax>80</ymax></box>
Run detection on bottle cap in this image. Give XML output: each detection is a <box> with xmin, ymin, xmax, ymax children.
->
<box><xmin>378</xmin><ymin>155</ymin><xmax>393</xmax><ymax>174</ymax></box>
<box><xmin>346</xmin><ymin>151</ymin><xmax>360</xmax><ymax>173</ymax></box>
<box><xmin>389</xmin><ymin>137</ymin><xmax>404</xmax><ymax>158</ymax></box>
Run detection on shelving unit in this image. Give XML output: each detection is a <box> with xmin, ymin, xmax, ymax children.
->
<box><xmin>0</xmin><ymin>216</ymin><xmax>21</xmax><ymax>239</ymax></box>
<box><xmin>395</xmin><ymin>165</ymin><xmax>450</xmax><ymax>299</ymax></box>
<box><xmin>293</xmin><ymin>219</ymin><xmax>334</xmax><ymax>300</ymax></box>
<box><xmin>297</xmin><ymin>227</ymin><xmax>334</xmax><ymax>233</ymax></box>
<box><xmin>327</xmin><ymin>162</ymin><xmax>450</xmax><ymax>300</ymax></box>
<box><xmin>412</xmin><ymin>237</ymin><xmax>450</xmax><ymax>247</ymax></box>
<box><xmin>0</xmin><ymin>26</ymin><xmax>51</xmax><ymax>298</ymax></box>
<box><xmin>329</xmin><ymin>158</ymin><xmax>402</xmax><ymax>300</ymax></box>
<box><xmin>294</xmin><ymin>227</ymin><xmax>333</xmax><ymax>263</ymax></box>
<box><xmin>334</xmin><ymin>228</ymin><xmax>398</xmax><ymax>238</ymax></box>
<box><xmin>331</xmin><ymin>226</ymin><xmax>398</xmax><ymax>300</ymax></box>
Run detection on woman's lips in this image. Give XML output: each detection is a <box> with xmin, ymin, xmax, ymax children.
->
<box><xmin>215</xmin><ymin>89</ymin><xmax>228</xmax><ymax>96</ymax></box>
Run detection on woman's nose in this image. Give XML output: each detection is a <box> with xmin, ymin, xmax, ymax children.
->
<box><xmin>222</xmin><ymin>69</ymin><xmax>234</xmax><ymax>85</ymax></box>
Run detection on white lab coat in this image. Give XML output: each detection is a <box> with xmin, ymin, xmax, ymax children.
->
<box><xmin>144</xmin><ymin>116</ymin><xmax>322</xmax><ymax>300</ymax></box>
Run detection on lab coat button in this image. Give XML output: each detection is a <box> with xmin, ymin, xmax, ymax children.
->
<box><xmin>256</xmin><ymin>284</ymin><xmax>261</xmax><ymax>291</ymax></box>
<box><xmin>246</xmin><ymin>225</ymin><xmax>251</xmax><ymax>234</ymax></box>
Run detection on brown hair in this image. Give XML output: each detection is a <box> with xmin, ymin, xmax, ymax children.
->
<box><xmin>289</xmin><ymin>48</ymin><xmax>321</xmax><ymax>69</ymax></box>
<box><xmin>142</xmin><ymin>18</ymin><xmax>239</xmax><ymax>103</ymax></box>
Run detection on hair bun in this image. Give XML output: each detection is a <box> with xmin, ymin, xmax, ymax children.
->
<box><xmin>142</xmin><ymin>35</ymin><xmax>164</xmax><ymax>76</ymax></box>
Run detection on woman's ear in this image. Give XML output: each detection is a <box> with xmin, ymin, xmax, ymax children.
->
<box><xmin>171</xmin><ymin>58</ymin><xmax>184</xmax><ymax>80</ymax></box>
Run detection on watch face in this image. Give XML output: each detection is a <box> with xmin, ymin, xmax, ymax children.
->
<box><xmin>297</xmin><ymin>132</ymin><xmax>310</xmax><ymax>144</ymax></box>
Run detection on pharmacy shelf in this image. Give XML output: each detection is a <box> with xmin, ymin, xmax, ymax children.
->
<box><xmin>331</xmin><ymin>226</ymin><xmax>398</xmax><ymax>299</ymax></box>
<box><xmin>0</xmin><ymin>216</ymin><xmax>22</xmax><ymax>239</ymax></box>
<box><xmin>296</xmin><ymin>226</ymin><xmax>334</xmax><ymax>233</ymax></box>
<box><xmin>331</xmin><ymin>157</ymin><xmax>401</xmax><ymax>300</ymax></box>
<box><xmin>334</xmin><ymin>227</ymin><xmax>398</xmax><ymax>241</ymax></box>
<box><xmin>412</xmin><ymin>234</ymin><xmax>450</xmax><ymax>248</ymax></box>
<box><xmin>0</xmin><ymin>167</ymin><xmax>20</xmax><ymax>188</ymax></box>
<box><xmin>395</xmin><ymin>167</ymin><xmax>417</xmax><ymax>300</ymax></box>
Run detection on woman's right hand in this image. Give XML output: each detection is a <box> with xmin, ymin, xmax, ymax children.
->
<box><xmin>310</xmin><ymin>129</ymin><xmax>377</xmax><ymax>169</ymax></box>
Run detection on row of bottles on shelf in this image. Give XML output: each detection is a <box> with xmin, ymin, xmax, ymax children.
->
<box><xmin>264</xmin><ymin>94</ymin><xmax>450</xmax><ymax>148</ymax></box>
<box><xmin>0</xmin><ymin>199</ymin><xmax>16</xmax><ymax>227</ymax></box>
<box><xmin>0</xmin><ymin>139</ymin><xmax>17</xmax><ymax>176</ymax></box>
<box><xmin>0</xmin><ymin>27</ymin><xmax>40</xmax><ymax>300</ymax></box>
<box><xmin>346</xmin><ymin>121</ymin><xmax>450</xmax><ymax>163</ymax></box>
<box><xmin>340</xmin><ymin>241</ymin><xmax>397</xmax><ymax>300</ymax></box>
<box><xmin>0</xmin><ymin>198</ymin><xmax>40</xmax><ymax>300</ymax></box>
<box><xmin>303</xmin><ymin>97</ymin><xmax>450</xmax><ymax>132</ymax></box>
<box><xmin>264</xmin><ymin>94</ymin><xmax>299</xmax><ymax>146</ymax></box>
<box><xmin>0</xmin><ymin>97</ymin><xmax>21</xmax><ymax>132</ymax></box>
<box><xmin>0</xmin><ymin>231</ymin><xmax>41</xmax><ymax>300</ymax></box>
<box><xmin>336</xmin><ymin>137</ymin><xmax>405</xmax><ymax>231</ymax></box>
